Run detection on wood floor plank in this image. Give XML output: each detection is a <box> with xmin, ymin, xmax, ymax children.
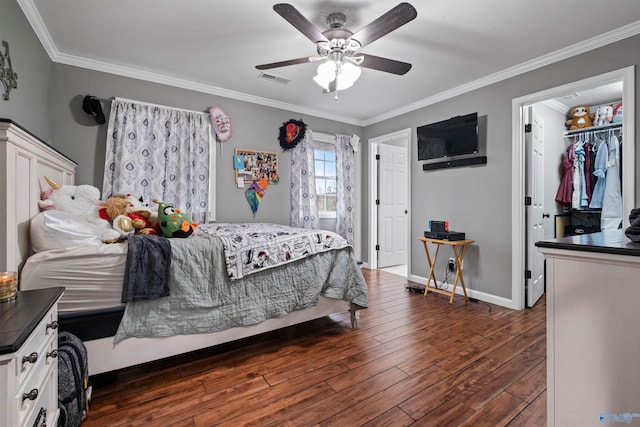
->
<box><xmin>362</xmin><ymin>407</ymin><xmax>415</xmax><ymax>427</ymax></box>
<box><xmin>505</xmin><ymin>359</ymin><xmax>547</xmax><ymax>402</ymax></box>
<box><xmin>410</xmin><ymin>398</ymin><xmax>476</xmax><ymax>426</ymax></box>
<box><xmin>318</xmin><ymin>365</ymin><xmax>451</xmax><ymax>426</ymax></box>
<box><xmin>266</xmin><ymin>367</ymin><xmax>409</xmax><ymax>426</ymax></box>
<box><xmin>507</xmin><ymin>390</ymin><xmax>547</xmax><ymax>427</ymax></box>
<box><xmin>457</xmin><ymin>391</ymin><xmax>528</xmax><ymax>427</ymax></box>
<box><xmin>82</xmin><ymin>269</ymin><xmax>547</xmax><ymax>426</ymax></box>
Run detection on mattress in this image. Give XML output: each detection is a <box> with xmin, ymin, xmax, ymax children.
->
<box><xmin>20</xmin><ymin>243</ymin><xmax>128</xmax><ymax>313</ymax></box>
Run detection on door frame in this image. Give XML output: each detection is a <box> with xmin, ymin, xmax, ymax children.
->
<box><xmin>511</xmin><ymin>66</ymin><xmax>635</xmax><ymax>310</ymax></box>
<box><xmin>368</xmin><ymin>128</ymin><xmax>412</xmax><ymax>271</ymax></box>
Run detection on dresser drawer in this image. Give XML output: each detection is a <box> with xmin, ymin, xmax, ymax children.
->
<box><xmin>15</xmin><ymin>304</ymin><xmax>58</xmax><ymax>387</ymax></box>
<box><xmin>19</xmin><ymin>364</ymin><xmax>57</xmax><ymax>427</ymax></box>
<box><xmin>0</xmin><ymin>288</ymin><xmax>63</xmax><ymax>427</ymax></box>
<box><xmin>16</xmin><ymin>335</ymin><xmax>57</xmax><ymax>427</ymax></box>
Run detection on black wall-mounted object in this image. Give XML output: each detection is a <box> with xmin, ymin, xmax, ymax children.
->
<box><xmin>422</xmin><ymin>155</ymin><xmax>487</xmax><ymax>171</ymax></box>
<box><xmin>417</xmin><ymin>112</ymin><xmax>479</xmax><ymax>161</ymax></box>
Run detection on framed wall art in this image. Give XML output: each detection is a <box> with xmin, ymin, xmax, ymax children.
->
<box><xmin>234</xmin><ymin>148</ymin><xmax>279</xmax><ymax>185</ymax></box>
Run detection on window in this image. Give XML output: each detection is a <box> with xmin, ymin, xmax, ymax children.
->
<box><xmin>314</xmin><ymin>143</ymin><xmax>337</xmax><ymax>218</ymax></box>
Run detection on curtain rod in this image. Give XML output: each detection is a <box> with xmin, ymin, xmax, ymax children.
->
<box><xmin>114</xmin><ymin>97</ymin><xmax>210</xmax><ymax>117</ymax></box>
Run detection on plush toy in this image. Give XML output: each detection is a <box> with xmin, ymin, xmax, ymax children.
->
<box><xmin>157</xmin><ymin>201</ymin><xmax>198</xmax><ymax>238</ymax></box>
<box><xmin>99</xmin><ymin>194</ymin><xmax>157</xmax><ymax>236</ymax></box>
<box><xmin>612</xmin><ymin>102</ymin><xmax>623</xmax><ymax>123</ymax></box>
<box><xmin>565</xmin><ymin>105</ymin><xmax>594</xmax><ymax>130</ymax></box>
<box><xmin>33</xmin><ymin>176</ymin><xmax>122</xmax><ymax>247</ymax></box>
<box><xmin>124</xmin><ymin>194</ymin><xmax>158</xmax><ymax>235</ymax></box>
<box><xmin>593</xmin><ymin>104</ymin><xmax>614</xmax><ymax>126</ymax></box>
<box><xmin>98</xmin><ymin>196</ymin><xmax>136</xmax><ymax>237</ymax></box>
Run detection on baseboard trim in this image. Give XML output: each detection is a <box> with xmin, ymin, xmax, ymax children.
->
<box><xmin>408</xmin><ymin>274</ymin><xmax>515</xmax><ymax>309</ymax></box>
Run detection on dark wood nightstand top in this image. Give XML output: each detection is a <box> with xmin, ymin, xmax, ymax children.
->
<box><xmin>0</xmin><ymin>287</ymin><xmax>64</xmax><ymax>355</ymax></box>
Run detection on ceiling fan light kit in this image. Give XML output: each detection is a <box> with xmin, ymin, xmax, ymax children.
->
<box><xmin>257</xmin><ymin>2</ymin><xmax>417</xmax><ymax>97</ymax></box>
<box><xmin>313</xmin><ymin>60</ymin><xmax>361</xmax><ymax>92</ymax></box>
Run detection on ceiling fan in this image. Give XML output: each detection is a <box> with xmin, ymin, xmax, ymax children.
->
<box><xmin>256</xmin><ymin>3</ymin><xmax>417</xmax><ymax>94</ymax></box>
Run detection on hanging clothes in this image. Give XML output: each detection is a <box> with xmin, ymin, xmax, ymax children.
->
<box><xmin>575</xmin><ymin>139</ymin><xmax>590</xmax><ymax>209</ymax></box>
<box><xmin>589</xmin><ymin>139</ymin><xmax>608</xmax><ymax>209</ymax></box>
<box><xmin>601</xmin><ymin>134</ymin><xmax>622</xmax><ymax>230</ymax></box>
<box><xmin>555</xmin><ymin>141</ymin><xmax>574</xmax><ymax>205</ymax></box>
<box><xmin>571</xmin><ymin>140</ymin><xmax>584</xmax><ymax>210</ymax></box>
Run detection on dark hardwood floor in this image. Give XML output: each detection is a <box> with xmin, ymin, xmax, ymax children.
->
<box><xmin>83</xmin><ymin>268</ymin><xmax>546</xmax><ymax>426</ymax></box>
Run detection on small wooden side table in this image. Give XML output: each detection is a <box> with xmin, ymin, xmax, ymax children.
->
<box><xmin>418</xmin><ymin>237</ymin><xmax>474</xmax><ymax>303</ymax></box>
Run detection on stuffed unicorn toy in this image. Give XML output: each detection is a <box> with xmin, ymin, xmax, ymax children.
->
<box><xmin>31</xmin><ymin>176</ymin><xmax>122</xmax><ymax>251</ymax></box>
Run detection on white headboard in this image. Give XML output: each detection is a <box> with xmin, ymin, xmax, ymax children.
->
<box><xmin>0</xmin><ymin>120</ymin><xmax>77</xmax><ymax>273</ymax></box>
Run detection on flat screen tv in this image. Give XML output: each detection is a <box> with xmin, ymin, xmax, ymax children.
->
<box><xmin>417</xmin><ymin>113</ymin><xmax>478</xmax><ymax>161</ymax></box>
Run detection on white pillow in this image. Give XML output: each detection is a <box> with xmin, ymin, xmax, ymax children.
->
<box><xmin>30</xmin><ymin>210</ymin><xmax>104</xmax><ymax>252</ymax></box>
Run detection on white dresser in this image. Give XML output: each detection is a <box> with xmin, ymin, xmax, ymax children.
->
<box><xmin>0</xmin><ymin>287</ymin><xmax>64</xmax><ymax>427</ymax></box>
<box><xmin>537</xmin><ymin>230</ymin><xmax>640</xmax><ymax>427</ymax></box>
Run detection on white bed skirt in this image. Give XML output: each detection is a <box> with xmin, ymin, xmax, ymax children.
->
<box><xmin>86</xmin><ymin>296</ymin><xmax>350</xmax><ymax>375</ymax></box>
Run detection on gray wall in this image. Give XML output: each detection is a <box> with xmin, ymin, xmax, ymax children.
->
<box><xmin>48</xmin><ymin>64</ymin><xmax>362</xmax><ymax>236</ymax></box>
<box><xmin>0</xmin><ymin>0</ymin><xmax>53</xmax><ymax>141</ymax></box>
<box><xmin>363</xmin><ymin>34</ymin><xmax>640</xmax><ymax>300</ymax></box>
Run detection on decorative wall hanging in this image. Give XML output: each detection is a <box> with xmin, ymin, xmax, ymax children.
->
<box><xmin>245</xmin><ymin>180</ymin><xmax>265</xmax><ymax>220</ymax></box>
<box><xmin>209</xmin><ymin>107</ymin><xmax>232</xmax><ymax>139</ymax></box>
<box><xmin>82</xmin><ymin>95</ymin><xmax>106</xmax><ymax>124</ymax></box>
<box><xmin>278</xmin><ymin>119</ymin><xmax>307</xmax><ymax>150</ymax></box>
<box><xmin>234</xmin><ymin>148</ymin><xmax>279</xmax><ymax>185</ymax></box>
<box><xmin>1</xmin><ymin>40</ymin><xmax>18</xmax><ymax>101</ymax></box>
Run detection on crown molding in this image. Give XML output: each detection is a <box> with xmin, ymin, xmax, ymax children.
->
<box><xmin>53</xmin><ymin>52</ymin><xmax>362</xmax><ymax>126</ymax></box>
<box><xmin>541</xmin><ymin>99</ymin><xmax>570</xmax><ymax>114</ymax></box>
<box><xmin>362</xmin><ymin>20</ymin><xmax>640</xmax><ymax>126</ymax></box>
<box><xmin>16</xmin><ymin>0</ymin><xmax>59</xmax><ymax>59</ymax></box>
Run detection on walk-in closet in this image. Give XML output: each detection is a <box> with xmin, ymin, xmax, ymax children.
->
<box><xmin>552</xmin><ymin>91</ymin><xmax>624</xmax><ymax>238</ymax></box>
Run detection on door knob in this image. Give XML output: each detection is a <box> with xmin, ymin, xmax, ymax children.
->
<box><xmin>542</xmin><ymin>213</ymin><xmax>550</xmax><ymax>218</ymax></box>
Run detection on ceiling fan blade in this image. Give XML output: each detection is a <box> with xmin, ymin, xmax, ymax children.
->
<box><xmin>350</xmin><ymin>3</ymin><xmax>417</xmax><ymax>48</ymax></box>
<box><xmin>256</xmin><ymin>56</ymin><xmax>313</xmax><ymax>70</ymax></box>
<box><xmin>273</xmin><ymin>3</ymin><xmax>329</xmax><ymax>44</ymax></box>
<box><xmin>359</xmin><ymin>53</ymin><xmax>412</xmax><ymax>75</ymax></box>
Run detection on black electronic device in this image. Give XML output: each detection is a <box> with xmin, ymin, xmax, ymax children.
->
<box><xmin>422</xmin><ymin>155</ymin><xmax>487</xmax><ymax>171</ymax></box>
<box><xmin>428</xmin><ymin>220</ymin><xmax>448</xmax><ymax>232</ymax></box>
<box><xmin>424</xmin><ymin>230</ymin><xmax>466</xmax><ymax>241</ymax></box>
<box><xmin>417</xmin><ymin>113</ymin><xmax>478</xmax><ymax>161</ymax></box>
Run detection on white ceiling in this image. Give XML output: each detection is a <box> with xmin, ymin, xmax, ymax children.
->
<box><xmin>19</xmin><ymin>0</ymin><xmax>640</xmax><ymax>126</ymax></box>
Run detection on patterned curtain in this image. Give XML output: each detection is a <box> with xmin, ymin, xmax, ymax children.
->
<box><xmin>102</xmin><ymin>99</ymin><xmax>211</xmax><ymax>223</ymax></box>
<box><xmin>335</xmin><ymin>134</ymin><xmax>357</xmax><ymax>244</ymax></box>
<box><xmin>290</xmin><ymin>130</ymin><xmax>318</xmax><ymax>229</ymax></box>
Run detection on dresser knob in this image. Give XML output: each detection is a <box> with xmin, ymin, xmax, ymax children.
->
<box><xmin>47</xmin><ymin>349</ymin><xmax>58</xmax><ymax>359</ymax></box>
<box><xmin>46</xmin><ymin>320</ymin><xmax>58</xmax><ymax>331</ymax></box>
<box><xmin>22</xmin><ymin>352</ymin><xmax>38</xmax><ymax>365</ymax></box>
<box><xmin>22</xmin><ymin>388</ymin><xmax>38</xmax><ymax>402</ymax></box>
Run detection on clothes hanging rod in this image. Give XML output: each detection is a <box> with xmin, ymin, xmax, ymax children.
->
<box><xmin>564</xmin><ymin>122</ymin><xmax>622</xmax><ymax>136</ymax></box>
<box><xmin>92</xmin><ymin>96</ymin><xmax>114</xmax><ymax>103</ymax></box>
<box><xmin>114</xmin><ymin>97</ymin><xmax>210</xmax><ymax>117</ymax></box>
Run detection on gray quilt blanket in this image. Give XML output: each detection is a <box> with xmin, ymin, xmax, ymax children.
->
<box><xmin>114</xmin><ymin>234</ymin><xmax>368</xmax><ymax>343</ymax></box>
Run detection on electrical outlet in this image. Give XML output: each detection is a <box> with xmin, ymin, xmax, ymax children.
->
<box><xmin>448</xmin><ymin>257</ymin><xmax>455</xmax><ymax>272</ymax></box>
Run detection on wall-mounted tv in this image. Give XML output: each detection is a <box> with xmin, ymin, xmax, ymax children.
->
<box><xmin>417</xmin><ymin>113</ymin><xmax>479</xmax><ymax>161</ymax></box>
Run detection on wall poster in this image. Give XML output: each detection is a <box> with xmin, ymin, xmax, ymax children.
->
<box><xmin>234</xmin><ymin>148</ymin><xmax>279</xmax><ymax>185</ymax></box>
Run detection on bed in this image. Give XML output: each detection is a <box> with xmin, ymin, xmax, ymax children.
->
<box><xmin>1</xmin><ymin>119</ymin><xmax>368</xmax><ymax>376</ymax></box>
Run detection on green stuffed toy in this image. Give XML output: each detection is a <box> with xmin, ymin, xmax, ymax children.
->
<box><xmin>157</xmin><ymin>201</ymin><xmax>198</xmax><ymax>238</ymax></box>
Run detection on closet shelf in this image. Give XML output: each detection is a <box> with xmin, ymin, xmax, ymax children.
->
<box><xmin>564</xmin><ymin>122</ymin><xmax>622</xmax><ymax>136</ymax></box>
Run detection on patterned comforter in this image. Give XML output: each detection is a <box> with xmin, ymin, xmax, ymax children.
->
<box><xmin>114</xmin><ymin>230</ymin><xmax>368</xmax><ymax>343</ymax></box>
<box><xmin>198</xmin><ymin>223</ymin><xmax>349</xmax><ymax>280</ymax></box>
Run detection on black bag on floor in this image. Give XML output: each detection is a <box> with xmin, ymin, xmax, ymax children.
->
<box><xmin>58</xmin><ymin>331</ymin><xmax>91</xmax><ymax>427</ymax></box>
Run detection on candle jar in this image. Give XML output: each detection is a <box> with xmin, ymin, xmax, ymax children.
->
<box><xmin>0</xmin><ymin>271</ymin><xmax>18</xmax><ymax>302</ymax></box>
